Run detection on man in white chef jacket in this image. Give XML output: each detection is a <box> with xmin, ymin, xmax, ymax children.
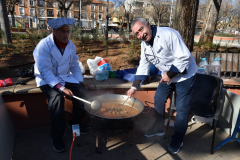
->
<box><xmin>33</xmin><ymin>17</ymin><xmax>89</xmax><ymax>153</ymax></box>
<box><xmin>127</xmin><ymin>18</ymin><xmax>198</xmax><ymax>154</ymax></box>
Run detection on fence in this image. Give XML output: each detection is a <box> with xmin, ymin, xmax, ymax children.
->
<box><xmin>0</xmin><ymin>52</ymin><xmax>239</xmax><ymax>79</ymax></box>
<box><xmin>192</xmin><ymin>52</ymin><xmax>240</xmax><ymax>78</ymax></box>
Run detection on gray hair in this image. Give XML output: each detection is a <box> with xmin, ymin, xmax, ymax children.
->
<box><xmin>131</xmin><ymin>18</ymin><xmax>148</xmax><ymax>29</ymax></box>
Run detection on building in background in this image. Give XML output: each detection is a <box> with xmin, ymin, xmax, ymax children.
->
<box><xmin>8</xmin><ymin>0</ymin><xmax>113</xmax><ymax>29</ymax></box>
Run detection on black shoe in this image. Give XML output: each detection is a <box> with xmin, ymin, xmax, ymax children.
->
<box><xmin>51</xmin><ymin>138</ymin><xmax>66</xmax><ymax>153</ymax></box>
<box><xmin>143</xmin><ymin>127</ymin><xmax>165</xmax><ymax>137</ymax></box>
<box><xmin>167</xmin><ymin>142</ymin><xmax>183</xmax><ymax>154</ymax></box>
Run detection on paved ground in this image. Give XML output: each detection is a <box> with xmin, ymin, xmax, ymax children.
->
<box><xmin>12</xmin><ymin>109</ymin><xmax>240</xmax><ymax>160</ymax></box>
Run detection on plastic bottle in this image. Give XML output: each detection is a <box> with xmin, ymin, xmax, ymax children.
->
<box><xmin>198</xmin><ymin>58</ymin><xmax>209</xmax><ymax>74</ymax></box>
<box><xmin>210</xmin><ymin>58</ymin><xmax>221</xmax><ymax>77</ymax></box>
<box><xmin>95</xmin><ymin>70</ymin><xmax>109</xmax><ymax>81</ymax></box>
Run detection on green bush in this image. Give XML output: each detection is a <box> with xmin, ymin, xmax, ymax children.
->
<box><xmin>69</xmin><ymin>26</ymin><xmax>82</xmax><ymax>41</ymax></box>
<box><xmin>215</xmin><ymin>32</ymin><xmax>234</xmax><ymax>37</ymax></box>
<box><xmin>90</xmin><ymin>29</ymin><xmax>100</xmax><ymax>42</ymax></box>
<box><xmin>11</xmin><ymin>33</ymin><xmax>29</xmax><ymax>39</ymax></box>
<box><xmin>119</xmin><ymin>29</ymin><xmax>128</xmax><ymax>43</ymax></box>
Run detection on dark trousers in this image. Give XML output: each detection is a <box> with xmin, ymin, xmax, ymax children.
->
<box><xmin>40</xmin><ymin>82</ymin><xmax>86</xmax><ymax>139</ymax></box>
<box><xmin>154</xmin><ymin>75</ymin><xmax>196</xmax><ymax>145</ymax></box>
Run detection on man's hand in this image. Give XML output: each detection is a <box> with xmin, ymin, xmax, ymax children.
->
<box><xmin>160</xmin><ymin>73</ymin><xmax>171</xmax><ymax>84</ymax></box>
<box><xmin>81</xmin><ymin>82</ymin><xmax>89</xmax><ymax>90</ymax></box>
<box><xmin>127</xmin><ymin>88</ymin><xmax>135</xmax><ymax>98</ymax></box>
<box><xmin>62</xmin><ymin>88</ymin><xmax>73</xmax><ymax>99</ymax></box>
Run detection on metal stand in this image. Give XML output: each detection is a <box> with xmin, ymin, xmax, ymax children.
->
<box><xmin>215</xmin><ymin>109</ymin><xmax>240</xmax><ymax>151</ymax></box>
<box><xmin>94</xmin><ymin>128</ymin><xmax>133</xmax><ymax>154</ymax></box>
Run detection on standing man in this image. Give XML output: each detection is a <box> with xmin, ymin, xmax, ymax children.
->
<box><xmin>33</xmin><ymin>17</ymin><xmax>89</xmax><ymax>153</ymax></box>
<box><xmin>127</xmin><ymin>18</ymin><xmax>198</xmax><ymax>154</ymax></box>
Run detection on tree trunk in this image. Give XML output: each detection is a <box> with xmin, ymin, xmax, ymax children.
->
<box><xmin>64</xmin><ymin>10</ymin><xmax>67</xmax><ymax>17</ymax></box>
<box><xmin>0</xmin><ymin>0</ymin><xmax>12</xmax><ymax>44</ymax></box>
<box><xmin>158</xmin><ymin>18</ymin><xmax>160</xmax><ymax>27</ymax></box>
<box><xmin>127</xmin><ymin>17</ymin><xmax>130</xmax><ymax>33</ymax></box>
<box><xmin>11</xmin><ymin>13</ymin><xmax>15</xmax><ymax>27</ymax></box>
<box><xmin>173</xmin><ymin>0</ymin><xmax>199</xmax><ymax>51</ymax></box>
<box><xmin>199</xmin><ymin>0</ymin><xmax>222</xmax><ymax>43</ymax></box>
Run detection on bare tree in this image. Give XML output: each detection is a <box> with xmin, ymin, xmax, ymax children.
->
<box><xmin>6</xmin><ymin>0</ymin><xmax>20</xmax><ymax>28</ymax></box>
<box><xmin>217</xmin><ymin>0</ymin><xmax>237</xmax><ymax>34</ymax></box>
<box><xmin>199</xmin><ymin>0</ymin><xmax>222</xmax><ymax>43</ymax></box>
<box><xmin>150</xmin><ymin>0</ymin><xmax>170</xmax><ymax>26</ymax></box>
<box><xmin>54</xmin><ymin>0</ymin><xmax>75</xmax><ymax>17</ymax></box>
<box><xmin>173</xmin><ymin>0</ymin><xmax>199</xmax><ymax>51</ymax></box>
<box><xmin>231</xmin><ymin>0</ymin><xmax>240</xmax><ymax>33</ymax></box>
<box><xmin>0</xmin><ymin>0</ymin><xmax>12</xmax><ymax>43</ymax></box>
<box><xmin>116</xmin><ymin>0</ymin><xmax>133</xmax><ymax>32</ymax></box>
<box><xmin>112</xmin><ymin>6</ymin><xmax>126</xmax><ymax>29</ymax></box>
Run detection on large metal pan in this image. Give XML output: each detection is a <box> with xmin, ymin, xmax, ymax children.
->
<box><xmin>84</xmin><ymin>94</ymin><xmax>144</xmax><ymax>131</ymax></box>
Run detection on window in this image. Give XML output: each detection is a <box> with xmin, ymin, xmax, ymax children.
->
<box><xmin>91</xmin><ymin>12</ymin><xmax>95</xmax><ymax>19</ymax></box>
<box><xmin>90</xmin><ymin>21</ymin><xmax>94</xmax><ymax>28</ymax></box>
<box><xmin>74</xmin><ymin>11</ymin><xmax>79</xmax><ymax>18</ymax></box>
<box><xmin>82</xmin><ymin>5</ymin><xmax>87</xmax><ymax>10</ymax></box>
<box><xmin>57</xmin><ymin>10</ymin><xmax>61</xmax><ymax>17</ymax></box>
<box><xmin>39</xmin><ymin>1</ymin><xmax>44</xmax><ymax>7</ymax></box>
<box><xmin>48</xmin><ymin>10</ymin><xmax>54</xmax><ymax>17</ymax></box>
<box><xmin>39</xmin><ymin>9</ymin><xmax>45</xmax><ymax>17</ymax></box>
<box><xmin>74</xmin><ymin>3</ymin><xmax>79</xmax><ymax>10</ymax></box>
<box><xmin>147</xmin><ymin>3</ymin><xmax>150</xmax><ymax>7</ymax></box>
<box><xmin>30</xmin><ymin>8</ymin><xmax>35</xmax><ymax>16</ymax></box>
<box><xmin>19</xmin><ymin>7</ymin><xmax>25</xmax><ymax>15</ymax></box>
<box><xmin>19</xmin><ymin>0</ymin><xmax>24</xmax><ymax>6</ymax></box>
<box><xmin>29</xmin><ymin>0</ymin><xmax>34</xmax><ymax>6</ymax></box>
<box><xmin>67</xmin><ymin>11</ymin><xmax>71</xmax><ymax>17</ymax></box>
<box><xmin>47</xmin><ymin>2</ymin><xmax>54</xmax><ymax>7</ymax></box>
<box><xmin>81</xmin><ymin>12</ymin><xmax>87</xmax><ymax>19</ymax></box>
<box><xmin>91</xmin><ymin>4</ymin><xmax>95</xmax><ymax>11</ymax></box>
<box><xmin>81</xmin><ymin>21</ymin><xmax>88</xmax><ymax>28</ymax></box>
<box><xmin>99</xmin><ymin>5</ymin><xmax>103</xmax><ymax>11</ymax></box>
<box><xmin>98</xmin><ymin>13</ymin><xmax>103</xmax><ymax>20</ymax></box>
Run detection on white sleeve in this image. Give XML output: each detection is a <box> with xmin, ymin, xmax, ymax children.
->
<box><xmin>136</xmin><ymin>43</ymin><xmax>151</xmax><ymax>77</ymax></box>
<box><xmin>168</xmin><ymin>30</ymin><xmax>192</xmax><ymax>73</ymax></box>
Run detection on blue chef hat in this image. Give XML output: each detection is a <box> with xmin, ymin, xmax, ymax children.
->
<box><xmin>47</xmin><ymin>17</ymin><xmax>75</xmax><ymax>29</ymax></box>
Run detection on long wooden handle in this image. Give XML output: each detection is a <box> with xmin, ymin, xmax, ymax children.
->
<box><xmin>72</xmin><ymin>95</ymin><xmax>92</xmax><ymax>105</ymax></box>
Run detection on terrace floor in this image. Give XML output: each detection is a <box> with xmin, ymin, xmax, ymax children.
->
<box><xmin>12</xmin><ymin>109</ymin><xmax>240</xmax><ymax>160</ymax></box>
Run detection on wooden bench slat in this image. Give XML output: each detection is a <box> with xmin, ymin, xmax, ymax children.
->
<box><xmin>233</xmin><ymin>54</ymin><xmax>238</xmax><ymax>72</ymax></box>
<box><xmin>221</xmin><ymin>53</ymin><xmax>227</xmax><ymax>72</ymax></box>
<box><xmin>227</xmin><ymin>53</ymin><xmax>233</xmax><ymax>72</ymax></box>
<box><xmin>209</xmin><ymin>52</ymin><xmax>215</xmax><ymax>65</ymax></box>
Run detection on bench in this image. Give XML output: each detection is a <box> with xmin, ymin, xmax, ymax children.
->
<box><xmin>0</xmin><ymin>77</ymin><xmax>168</xmax><ymax>130</ymax></box>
